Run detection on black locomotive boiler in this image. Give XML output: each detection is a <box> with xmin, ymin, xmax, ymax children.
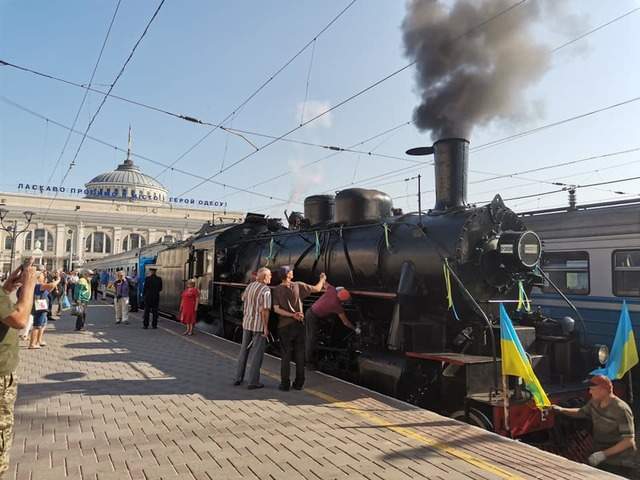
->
<box><xmin>158</xmin><ymin>138</ymin><xmax>605</xmax><ymax>456</ymax></box>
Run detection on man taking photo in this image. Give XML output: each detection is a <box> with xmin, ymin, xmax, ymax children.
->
<box><xmin>0</xmin><ymin>259</ymin><xmax>36</xmax><ymax>475</ymax></box>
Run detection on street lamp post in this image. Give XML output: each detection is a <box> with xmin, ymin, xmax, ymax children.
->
<box><xmin>67</xmin><ymin>228</ymin><xmax>74</xmax><ymax>271</ymax></box>
<box><xmin>0</xmin><ymin>208</ymin><xmax>35</xmax><ymax>271</ymax></box>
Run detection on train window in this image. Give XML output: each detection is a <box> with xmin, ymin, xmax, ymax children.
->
<box><xmin>541</xmin><ymin>251</ymin><xmax>589</xmax><ymax>295</ymax></box>
<box><xmin>613</xmin><ymin>250</ymin><xmax>640</xmax><ymax>297</ymax></box>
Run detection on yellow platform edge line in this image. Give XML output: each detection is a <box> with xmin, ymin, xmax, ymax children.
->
<box><xmin>162</xmin><ymin>326</ymin><xmax>524</xmax><ymax>479</ymax></box>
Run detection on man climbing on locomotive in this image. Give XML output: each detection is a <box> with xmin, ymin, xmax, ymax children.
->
<box><xmin>272</xmin><ymin>266</ymin><xmax>325</xmax><ymax>391</ymax></box>
<box><xmin>305</xmin><ymin>284</ymin><xmax>360</xmax><ymax>366</ymax></box>
<box><xmin>552</xmin><ymin>375</ymin><xmax>638</xmax><ymax>477</ymax></box>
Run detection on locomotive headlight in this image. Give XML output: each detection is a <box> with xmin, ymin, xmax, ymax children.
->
<box><xmin>497</xmin><ymin>230</ymin><xmax>542</xmax><ymax>271</ymax></box>
<box><xmin>594</xmin><ymin>344</ymin><xmax>609</xmax><ymax>366</ymax></box>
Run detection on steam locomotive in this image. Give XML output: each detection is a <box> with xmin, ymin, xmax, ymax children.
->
<box><xmin>89</xmin><ymin>138</ymin><xmax>608</xmax><ymax>457</ymax></box>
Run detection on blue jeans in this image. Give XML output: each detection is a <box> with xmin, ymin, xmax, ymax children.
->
<box><xmin>235</xmin><ymin>330</ymin><xmax>266</xmax><ymax>386</ymax></box>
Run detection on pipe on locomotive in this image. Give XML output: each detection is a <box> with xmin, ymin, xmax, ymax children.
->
<box><xmin>406</xmin><ymin>137</ymin><xmax>469</xmax><ymax>211</ymax></box>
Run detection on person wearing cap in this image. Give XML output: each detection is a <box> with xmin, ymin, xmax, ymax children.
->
<box><xmin>552</xmin><ymin>375</ymin><xmax>637</xmax><ymax>476</ymax></box>
<box><xmin>73</xmin><ymin>270</ymin><xmax>92</xmax><ymax>331</ymax></box>
<box><xmin>305</xmin><ymin>284</ymin><xmax>359</xmax><ymax>365</ymax></box>
<box><xmin>272</xmin><ymin>266</ymin><xmax>326</xmax><ymax>391</ymax></box>
<box><xmin>143</xmin><ymin>267</ymin><xmax>163</xmax><ymax>329</ymax></box>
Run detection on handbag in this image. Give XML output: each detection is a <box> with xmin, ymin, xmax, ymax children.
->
<box><xmin>71</xmin><ymin>305</ymin><xmax>83</xmax><ymax>317</ymax></box>
<box><xmin>34</xmin><ymin>299</ymin><xmax>48</xmax><ymax>311</ymax></box>
<box><xmin>61</xmin><ymin>295</ymin><xmax>71</xmax><ymax>310</ymax></box>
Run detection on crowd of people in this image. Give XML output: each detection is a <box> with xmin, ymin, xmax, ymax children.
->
<box><xmin>1</xmin><ymin>260</ymin><xmax>637</xmax><ymax>477</ymax></box>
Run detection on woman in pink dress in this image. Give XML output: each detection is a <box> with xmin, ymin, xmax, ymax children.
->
<box><xmin>180</xmin><ymin>279</ymin><xmax>199</xmax><ymax>336</ymax></box>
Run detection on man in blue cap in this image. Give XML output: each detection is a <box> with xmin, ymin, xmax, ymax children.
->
<box><xmin>272</xmin><ymin>266</ymin><xmax>325</xmax><ymax>391</ymax></box>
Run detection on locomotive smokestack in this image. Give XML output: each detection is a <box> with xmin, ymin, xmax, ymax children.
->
<box><xmin>433</xmin><ymin>138</ymin><xmax>469</xmax><ymax>211</ymax></box>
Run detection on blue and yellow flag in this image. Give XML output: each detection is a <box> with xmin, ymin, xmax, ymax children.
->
<box><xmin>500</xmin><ymin>304</ymin><xmax>550</xmax><ymax>409</ymax></box>
<box><xmin>591</xmin><ymin>300</ymin><xmax>639</xmax><ymax>380</ymax></box>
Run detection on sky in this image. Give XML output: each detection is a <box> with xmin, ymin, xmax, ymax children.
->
<box><xmin>1</xmin><ymin>0</ymin><xmax>639</xmax><ymax>218</ymax></box>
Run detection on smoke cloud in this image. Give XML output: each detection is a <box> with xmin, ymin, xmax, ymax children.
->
<box><xmin>402</xmin><ymin>0</ymin><xmax>556</xmax><ymax>140</ymax></box>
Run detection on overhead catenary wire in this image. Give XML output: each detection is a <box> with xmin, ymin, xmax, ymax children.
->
<box><xmin>4</xmin><ymin>0</ymin><xmax>630</xmax><ymax>197</ymax></box>
<box><xmin>221</xmin><ymin>120</ymin><xmax>415</xmax><ymax>201</ymax></box>
<box><xmin>173</xmin><ymin>0</ymin><xmax>532</xmax><ymax>199</ymax></box>
<box><xmin>0</xmin><ymin>96</ymin><xmax>291</xmax><ymax>204</ymax></box>
<box><xmin>551</xmin><ymin>6</ymin><xmax>640</xmax><ymax>53</ymax></box>
<box><xmin>45</xmin><ymin>0</ymin><xmax>122</xmax><ymax>185</ymax></box>
<box><xmin>2</xmin><ymin>0</ymin><xmax>633</xmax><ymax>174</ymax></box>
<box><xmin>390</xmin><ymin>145</ymin><xmax>640</xmax><ymax>201</ymax></box>
<box><xmin>217</xmin><ymin>6</ymin><xmax>640</xmax><ymax>200</ymax></box>
<box><xmin>476</xmin><ymin>175</ymin><xmax>640</xmax><ymax>204</ymax></box>
<box><xmin>151</xmin><ymin>0</ymin><xmax>359</xmax><ymax>180</ymax></box>
<box><xmin>39</xmin><ymin>0</ymin><xmax>166</xmax><ymax>224</ymax></box>
<box><xmin>60</xmin><ymin>0</ymin><xmax>166</xmax><ymax>184</ymax></box>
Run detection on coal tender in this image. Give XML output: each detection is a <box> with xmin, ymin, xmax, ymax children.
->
<box><xmin>212</xmin><ymin>138</ymin><xmax>607</xmax><ymax>456</ymax></box>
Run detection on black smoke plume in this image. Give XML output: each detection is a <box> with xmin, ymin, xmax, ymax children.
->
<box><xmin>402</xmin><ymin>0</ymin><xmax>554</xmax><ymax>140</ymax></box>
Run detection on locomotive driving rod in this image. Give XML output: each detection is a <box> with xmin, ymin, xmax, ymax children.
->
<box><xmin>442</xmin><ymin>264</ymin><xmax>499</xmax><ymax>394</ymax></box>
<box><xmin>212</xmin><ymin>281</ymin><xmax>397</xmax><ymax>299</ymax></box>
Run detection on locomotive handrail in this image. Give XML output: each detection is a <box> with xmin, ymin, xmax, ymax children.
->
<box><xmin>211</xmin><ymin>281</ymin><xmax>397</xmax><ymax>299</ymax></box>
<box><xmin>534</xmin><ymin>266</ymin><xmax>587</xmax><ymax>341</ymax></box>
<box><xmin>442</xmin><ymin>262</ymin><xmax>499</xmax><ymax>395</ymax></box>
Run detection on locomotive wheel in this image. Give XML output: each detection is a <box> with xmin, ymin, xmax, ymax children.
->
<box><xmin>450</xmin><ymin>408</ymin><xmax>494</xmax><ymax>431</ymax></box>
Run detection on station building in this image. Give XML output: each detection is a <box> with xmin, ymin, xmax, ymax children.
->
<box><xmin>0</xmin><ymin>148</ymin><xmax>243</xmax><ymax>273</ymax></box>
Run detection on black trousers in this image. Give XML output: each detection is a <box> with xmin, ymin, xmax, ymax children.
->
<box><xmin>278</xmin><ymin>322</ymin><xmax>306</xmax><ymax>387</ymax></box>
<box><xmin>91</xmin><ymin>286</ymin><xmax>99</xmax><ymax>300</ymax></box>
<box><xmin>143</xmin><ymin>303</ymin><xmax>159</xmax><ymax>327</ymax></box>
<box><xmin>129</xmin><ymin>290</ymin><xmax>138</xmax><ymax>311</ymax></box>
<box><xmin>74</xmin><ymin>303</ymin><xmax>87</xmax><ymax>330</ymax></box>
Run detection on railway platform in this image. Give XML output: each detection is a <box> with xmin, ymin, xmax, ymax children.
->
<box><xmin>8</xmin><ymin>301</ymin><xmax>620</xmax><ymax>480</ymax></box>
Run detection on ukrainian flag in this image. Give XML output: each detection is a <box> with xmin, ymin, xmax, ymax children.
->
<box><xmin>591</xmin><ymin>300</ymin><xmax>639</xmax><ymax>380</ymax></box>
<box><xmin>500</xmin><ymin>304</ymin><xmax>551</xmax><ymax>408</ymax></box>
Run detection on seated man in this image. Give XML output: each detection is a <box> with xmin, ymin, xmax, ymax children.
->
<box><xmin>552</xmin><ymin>375</ymin><xmax>638</xmax><ymax>477</ymax></box>
<box><xmin>305</xmin><ymin>284</ymin><xmax>359</xmax><ymax>365</ymax></box>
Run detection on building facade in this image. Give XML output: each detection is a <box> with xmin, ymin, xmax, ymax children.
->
<box><xmin>0</xmin><ymin>152</ymin><xmax>243</xmax><ymax>273</ymax></box>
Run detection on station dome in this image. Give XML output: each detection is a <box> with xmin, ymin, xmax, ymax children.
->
<box><xmin>84</xmin><ymin>128</ymin><xmax>168</xmax><ymax>204</ymax></box>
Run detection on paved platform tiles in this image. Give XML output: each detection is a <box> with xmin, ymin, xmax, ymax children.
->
<box><xmin>8</xmin><ymin>301</ymin><xmax>619</xmax><ymax>480</ymax></box>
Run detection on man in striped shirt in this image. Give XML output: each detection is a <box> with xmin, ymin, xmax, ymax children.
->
<box><xmin>234</xmin><ymin>267</ymin><xmax>272</xmax><ymax>389</ymax></box>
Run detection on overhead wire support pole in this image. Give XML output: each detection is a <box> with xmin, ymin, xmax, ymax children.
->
<box><xmin>417</xmin><ymin>174</ymin><xmax>422</xmax><ymax>225</ymax></box>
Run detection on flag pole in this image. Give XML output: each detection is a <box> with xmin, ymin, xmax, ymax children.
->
<box><xmin>628</xmin><ymin>371</ymin><xmax>634</xmax><ymax>404</ymax></box>
<box><xmin>502</xmin><ymin>374</ymin><xmax>510</xmax><ymax>433</ymax></box>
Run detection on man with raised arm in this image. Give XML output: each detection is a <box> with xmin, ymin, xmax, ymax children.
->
<box><xmin>0</xmin><ymin>259</ymin><xmax>36</xmax><ymax>475</ymax></box>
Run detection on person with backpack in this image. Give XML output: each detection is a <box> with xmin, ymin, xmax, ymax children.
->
<box><xmin>73</xmin><ymin>270</ymin><xmax>92</xmax><ymax>331</ymax></box>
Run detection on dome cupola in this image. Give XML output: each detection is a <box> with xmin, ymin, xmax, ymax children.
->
<box><xmin>84</xmin><ymin>127</ymin><xmax>168</xmax><ymax>203</ymax></box>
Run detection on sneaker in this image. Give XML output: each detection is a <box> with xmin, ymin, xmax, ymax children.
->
<box><xmin>278</xmin><ymin>384</ymin><xmax>290</xmax><ymax>392</ymax></box>
<box><xmin>247</xmin><ymin>384</ymin><xmax>264</xmax><ymax>390</ymax></box>
<box><xmin>152</xmin><ymin>326</ymin><xmax>158</xmax><ymax>329</ymax></box>
<box><xmin>116</xmin><ymin>321</ymin><xmax>122</xmax><ymax>324</ymax></box>
<box><xmin>233</xmin><ymin>380</ymin><xmax>242</xmax><ymax>386</ymax></box>
<box><xmin>142</xmin><ymin>326</ymin><xmax>148</xmax><ymax>329</ymax></box>
<box><xmin>292</xmin><ymin>384</ymin><xmax>304</xmax><ymax>391</ymax></box>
